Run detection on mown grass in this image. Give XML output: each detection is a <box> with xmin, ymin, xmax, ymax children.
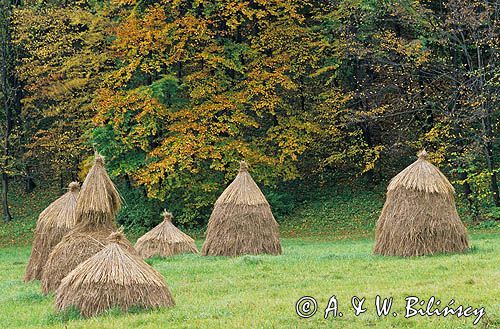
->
<box><xmin>0</xmin><ymin>183</ymin><xmax>498</xmax><ymax>328</ymax></box>
<box><xmin>0</xmin><ymin>234</ymin><xmax>498</xmax><ymax>328</ymax></box>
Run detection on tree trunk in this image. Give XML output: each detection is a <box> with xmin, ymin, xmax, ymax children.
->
<box><xmin>124</xmin><ymin>174</ymin><xmax>132</xmax><ymax>189</ymax></box>
<box><xmin>1</xmin><ymin>173</ymin><xmax>11</xmax><ymax>221</ymax></box>
<box><xmin>1</xmin><ymin>0</ymin><xmax>13</xmax><ymax>221</ymax></box>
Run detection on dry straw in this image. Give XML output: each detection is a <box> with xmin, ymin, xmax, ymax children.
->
<box><xmin>74</xmin><ymin>153</ymin><xmax>121</xmax><ymax>228</ymax></box>
<box><xmin>202</xmin><ymin>161</ymin><xmax>282</xmax><ymax>256</ymax></box>
<box><xmin>55</xmin><ymin>231</ymin><xmax>174</xmax><ymax>317</ymax></box>
<box><xmin>24</xmin><ymin>182</ymin><xmax>80</xmax><ymax>282</ymax></box>
<box><xmin>135</xmin><ymin>211</ymin><xmax>198</xmax><ymax>258</ymax></box>
<box><xmin>41</xmin><ymin>153</ymin><xmax>134</xmax><ymax>294</ymax></box>
<box><xmin>374</xmin><ymin>150</ymin><xmax>469</xmax><ymax>256</ymax></box>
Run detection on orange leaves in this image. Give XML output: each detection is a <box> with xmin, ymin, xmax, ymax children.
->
<box><xmin>246</xmin><ymin>66</ymin><xmax>296</xmax><ymax>115</ymax></box>
<box><xmin>91</xmin><ymin>0</ymin><xmax>345</xmax><ymax>212</ymax></box>
<box><xmin>110</xmin><ymin>6</ymin><xmax>171</xmax><ymax>85</ymax></box>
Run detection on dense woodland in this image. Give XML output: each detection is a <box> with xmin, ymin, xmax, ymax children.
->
<box><xmin>1</xmin><ymin>0</ymin><xmax>499</xmax><ymax>225</ymax></box>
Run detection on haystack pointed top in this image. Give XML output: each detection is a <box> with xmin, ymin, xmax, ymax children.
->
<box><xmin>107</xmin><ymin>229</ymin><xmax>125</xmax><ymax>243</ymax></box>
<box><xmin>94</xmin><ymin>152</ymin><xmax>105</xmax><ymax>165</ymax></box>
<box><xmin>387</xmin><ymin>150</ymin><xmax>454</xmax><ymax>194</ymax></box>
<box><xmin>417</xmin><ymin>149</ymin><xmax>428</xmax><ymax>159</ymax></box>
<box><xmin>75</xmin><ymin>152</ymin><xmax>121</xmax><ymax>223</ymax></box>
<box><xmin>215</xmin><ymin>160</ymin><xmax>267</xmax><ymax>206</ymax></box>
<box><xmin>161</xmin><ymin>210</ymin><xmax>173</xmax><ymax>222</ymax></box>
<box><xmin>239</xmin><ymin>160</ymin><xmax>249</xmax><ymax>172</ymax></box>
<box><xmin>68</xmin><ymin>182</ymin><xmax>80</xmax><ymax>192</ymax></box>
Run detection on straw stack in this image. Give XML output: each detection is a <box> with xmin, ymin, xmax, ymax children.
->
<box><xmin>55</xmin><ymin>231</ymin><xmax>174</xmax><ymax>317</ymax></box>
<box><xmin>41</xmin><ymin>154</ymin><xmax>134</xmax><ymax>293</ymax></box>
<box><xmin>135</xmin><ymin>211</ymin><xmax>198</xmax><ymax>258</ymax></box>
<box><xmin>202</xmin><ymin>161</ymin><xmax>282</xmax><ymax>256</ymax></box>
<box><xmin>374</xmin><ymin>150</ymin><xmax>469</xmax><ymax>256</ymax></box>
<box><xmin>24</xmin><ymin>182</ymin><xmax>80</xmax><ymax>281</ymax></box>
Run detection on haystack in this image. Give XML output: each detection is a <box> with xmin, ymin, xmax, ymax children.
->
<box><xmin>374</xmin><ymin>150</ymin><xmax>469</xmax><ymax>256</ymax></box>
<box><xmin>24</xmin><ymin>182</ymin><xmax>80</xmax><ymax>282</ymax></box>
<box><xmin>55</xmin><ymin>231</ymin><xmax>174</xmax><ymax>317</ymax></box>
<box><xmin>41</xmin><ymin>153</ymin><xmax>134</xmax><ymax>294</ymax></box>
<box><xmin>135</xmin><ymin>211</ymin><xmax>198</xmax><ymax>258</ymax></box>
<box><xmin>201</xmin><ymin>161</ymin><xmax>282</xmax><ymax>256</ymax></box>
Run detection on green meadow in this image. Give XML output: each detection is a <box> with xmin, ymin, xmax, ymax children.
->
<box><xmin>0</xmin><ymin>185</ymin><xmax>498</xmax><ymax>328</ymax></box>
<box><xmin>0</xmin><ymin>233</ymin><xmax>498</xmax><ymax>329</ymax></box>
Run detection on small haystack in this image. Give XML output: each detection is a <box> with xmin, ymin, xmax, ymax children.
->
<box><xmin>135</xmin><ymin>211</ymin><xmax>198</xmax><ymax>258</ymax></box>
<box><xmin>55</xmin><ymin>231</ymin><xmax>174</xmax><ymax>317</ymax></box>
<box><xmin>41</xmin><ymin>153</ymin><xmax>134</xmax><ymax>294</ymax></box>
<box><xmin>202</xmin><ymin>161</ymin><xmax>282</xmax><ymax>256</ymax></box>
<box><xmin>24</xmin><ymin>182</ymin><xmax>80</xmax><ymax>282</ymax></box>
<box><xmin>374</xmin><ymin>150</ymin><xmax>469</xmax><ymax>257</ymax></box>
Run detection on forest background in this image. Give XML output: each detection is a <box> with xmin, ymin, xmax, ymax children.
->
<box><xmin>1</xmin><ymin>0</ymin><xmax>499</xmax><ymax>231</ymax></box>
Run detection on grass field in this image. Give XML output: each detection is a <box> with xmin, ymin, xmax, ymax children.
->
<box><xmin>0</xmin><ymin>233</ymin><xmax>498</xmax><ymax>328</ymax></box>
<box><xmin>0</xmin><ymin>183</ymin><xmax>498</xmax><ymax>328</ymax></box>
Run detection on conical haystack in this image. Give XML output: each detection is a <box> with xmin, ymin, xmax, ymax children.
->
<box><xmin>41</xmin><ymin>153</ymin><xmax>134</xmax><ymax>294</ymax></box>
<box><xmin>202</xmin><ymin>161</ymin><xmax>282</xmax><ymax>256</ymax></box>
<box><xmin>55</xmin><ymin>231</ymin><xmax>174</xmax><ymax>317</ymax></box>
<box><xmin>135</xmin><ymin>211</ymin><xmax>198</xmax><ymax>258</ymax></box>
<box><xmin>24</xmin><ymin>182</ymin><xmax>80</xmax><ymax>282</ymax></box>
<box><xmin>374</xmin><ymin>150</ymin><xmax>469</xmax><ymax>256</ymax></box>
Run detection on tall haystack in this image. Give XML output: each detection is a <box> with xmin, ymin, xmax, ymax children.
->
<box><xmin>201</xmin><ymin>161</ymin><xmax>282</xmax><ymax>256</ymax></box>
<box><xmin>374</xmin><ymin>150</ymin><xmax>469</xmax><ymax>257</ymax></box>
<box><xmin>41</xmin><ymin>153</ymin><xmax>134</xmax><ymax>294</ymax></box>
<box><xmin>135</xmin><ymin>211</ymin><xmax>198</xmax><ymax>258</ymax></box>
<box><xmin>24</xmin><ymin>182</ymin><xmax>80</xmax><ymax>282</ymax></box>
<box><xmin>55</xmin><ymin>231</ymin><xmax>174</xmax><ymax>317</ymax></box>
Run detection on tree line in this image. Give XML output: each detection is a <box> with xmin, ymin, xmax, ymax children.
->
<box><xmin>1</xmin><ymin>0</ymin><xmax>499</xmax><ymax>224</ymax></box>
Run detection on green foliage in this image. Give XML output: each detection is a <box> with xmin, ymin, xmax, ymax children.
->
<box><xmin>485</xmin><ymin>207</ymin><xmax>500</xmax><ymax>221</ymax></box>
<box><xmin>2</xmin><ymin>0</ymin><xmax>499</xmax><ymax>224</ymax></box>
<box><xmin>280</xmin><ymin>184</ymin><xmax>385</xmax><ymax>237</ymax></box>
<box><xmin>475</xmin><ymin>220</ymin><xmax>499</xmax><ymax>230</ymax></box>
<box><xmin>115</xmin><ymin>183</ymin><xmax>163</xmax><ymax>231</ymax></box>
<box><xmin>264</xmin><ymin>189</ymin><xmax>297</xmax><ymax>220</ymax></box>
<box><xmin>91</xmin><ymin>126</ymin><xmax>148</xmax><ymax>177</ymax></box>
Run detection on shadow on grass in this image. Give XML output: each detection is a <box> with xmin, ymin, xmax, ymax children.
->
<box><xmin>370</xmin><ymin>245</ymin><xmax>485</xmax><ymax>260</ymax></box>
<box><xmin>44</xmin><ymin>305</ymin><xmax>165</xmax><ymax>325</ymax></box>
<box><xmin>237</xmin><ymin>255</ymin><xmax>264</xmax><ymax>265</ymax></box>
<box><xmin>319</xmin><ymin>253</ymin><xmax>375</xmax><ymax>261</ymax></box>
<box><xmin>44</xmin><ymin>306</ymin><xmax>83</xmax><ymax>325</ymax></box>
<box><xmin>15</xmin><ymin>291</ymin><xmax>49</xmax><ymax>303</ymax></box>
